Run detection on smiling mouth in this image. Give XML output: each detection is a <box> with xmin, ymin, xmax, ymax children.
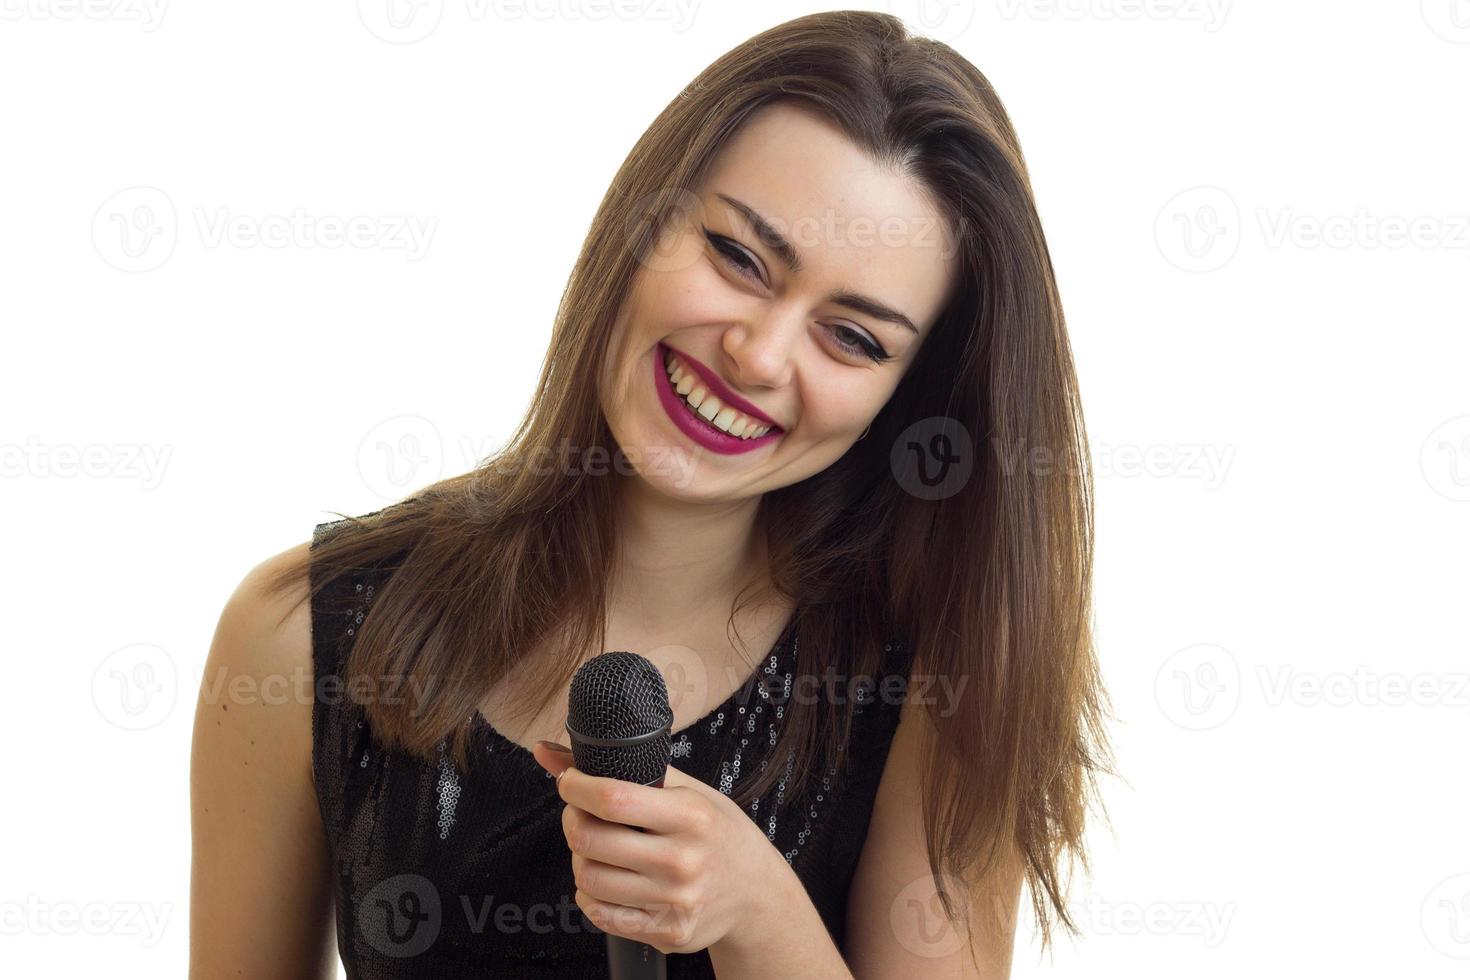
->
<box><xmin>660</xmin><ymin>347</ymin><xmax>782</xmax><ymax>440</ymax></box>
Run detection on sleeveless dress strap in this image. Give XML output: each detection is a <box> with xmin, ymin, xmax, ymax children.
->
<box><xmin>309</xmin><ymin>518</ymin><xmax>387</xmax><ymax>850</ymax></box>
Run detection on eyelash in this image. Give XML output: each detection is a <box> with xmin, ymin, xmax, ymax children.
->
<box><xmin>702</xmin><ymin>228</ymin><xmax>894</xmax><ymax>364</ymax></box>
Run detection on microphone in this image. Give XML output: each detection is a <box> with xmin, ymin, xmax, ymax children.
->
<box><xmin>566</xmin><ymin>651</ymin><xmax>673</xmax><ymax>980</ymax></box>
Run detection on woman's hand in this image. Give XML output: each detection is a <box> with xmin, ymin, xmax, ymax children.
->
<box><xmin>531</xmin><ymin>739</ymin><xmax>783</xmax><ymax>956</ymax></box>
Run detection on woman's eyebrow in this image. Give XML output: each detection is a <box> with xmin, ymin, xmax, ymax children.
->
<box><xmin>713</xmin><ymin>192</ymin><xmax>920</xmax><ymax>336</ymax></box>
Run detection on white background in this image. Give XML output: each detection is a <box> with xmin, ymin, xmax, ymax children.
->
<box><xmin>3</xmin><ymin>1</ymin><xmax>1467</xmax><ymax>977</ymax></box>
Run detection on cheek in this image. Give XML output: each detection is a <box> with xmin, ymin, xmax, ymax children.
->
<box><xmin>799</xmin><ymin>380</ymin><xmax>880</xmax><ymax>439</ymax></box>
<box><xmin>642</xmin><ymin>254</ymin><xmax>742</xmax><ymax>329</ymax></box>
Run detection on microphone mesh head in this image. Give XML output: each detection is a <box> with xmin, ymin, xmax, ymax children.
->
<box><xmin>566</xmin><ymin>652</ymin><xmax>673</xmax><ymax>785</ymax></box>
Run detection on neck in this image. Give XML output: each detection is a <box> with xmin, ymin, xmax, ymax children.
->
<box><xmin>608</xmin><ymin>475</ymin><xmax>772</xmax><ymax>629</ymax></box>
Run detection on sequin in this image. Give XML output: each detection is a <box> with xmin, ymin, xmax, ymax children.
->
<box><xmin>434</xmin><ymin>741</ymin><xmax>462</xmax><ymax>840</ymax></box>
<box><xmin>718</xmin><ymin>759</ymin><xmax>734</xmax><ymax>795</ymax></box>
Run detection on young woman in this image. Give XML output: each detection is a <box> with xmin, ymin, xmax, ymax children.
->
<box><xmin>190</xmin><ymin>11</ymin><xmax>1113</xmax><ymax>978</ymax></box>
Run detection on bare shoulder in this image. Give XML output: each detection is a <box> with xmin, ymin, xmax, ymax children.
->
<box><xmin>206</xmin><ymin>542</ymin><xmax>317</xmax><ymax>771</ymax></box>
<box><xmin>189</xmin><ymin>540</ymin><xmax>337</xmax><ymax>980</ymax></box>
<box><xmin>844</xmin><ymin>695</ymin><xmax>1024</xmax><ymax>978</ymax></box>
<box><xmin>231</xmin><ymin>541</ymin><xmax>315</xmax><ymax>674</ymax></box>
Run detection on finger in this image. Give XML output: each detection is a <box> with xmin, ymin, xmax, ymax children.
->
<box><xmin>655</xmin><ymin>763</ymin><xmax>701</xmax><ymax>789</ymax></box>
<box><xmin>576</xmin><ymin>889</ymin><xmax>691</xmax><ymax>952</ymax></box>
<box><xmin>576</xmin><ymin>890</ymin><xmax>647</xmax><ymax>940</ymax></box>
<box><xmin>557</xmin><ymin>768</ymin><xmax>685</xmax><ymax>834</ymax></box>
<box><xmin>533</xmin><ymin>739</ymin><xmax>573</xmax><ymax>758</ymax></box>
<box><xmin>571</xmin><ymin>852</ymin><xmax>666</xmax><ymax>911</ymax></box>
<box><xmin>562</xmin><ymin>804</ymin><xmax>671</xmax><ymax>873</ymax></box>
<box><xmin>531</xmin><ymin>741</ymin><xmax>574</xmax><ymax>780</ymax></box>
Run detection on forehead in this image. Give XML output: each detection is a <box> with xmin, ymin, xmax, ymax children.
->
<box><xmin>696</xmin><ymin>102</ymin><xmax>958</xmax><ymax>337</ymax></box>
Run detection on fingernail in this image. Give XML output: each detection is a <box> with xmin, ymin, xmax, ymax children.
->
<box><xmin>535</xmin><ymin>740</ymin><xmax>572</xmax><ymax>754</ymax></box>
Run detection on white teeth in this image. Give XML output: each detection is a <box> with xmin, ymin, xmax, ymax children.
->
<box><xmin>662</xmin><ymin>349</ymin><xmax>777</xmax><ymax>439</ymax></box>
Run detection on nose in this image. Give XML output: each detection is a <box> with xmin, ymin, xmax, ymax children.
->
<box><xmin>719</xmin><ymin>311</ymin><xmax>801</xmax><ymax>390</ymax></box>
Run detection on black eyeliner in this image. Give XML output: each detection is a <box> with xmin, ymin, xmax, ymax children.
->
<box><xmin>705</xmin><ymin>225</ymin><xmax>893</xmax><ymax>364</ymax></box>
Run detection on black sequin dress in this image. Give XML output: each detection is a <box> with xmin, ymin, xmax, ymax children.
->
<box><xmin>309</xmin><ymin>519</ymin><xmax>910</xmax><ymax>978</ymax></box>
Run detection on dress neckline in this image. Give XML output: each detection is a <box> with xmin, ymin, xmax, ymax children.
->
<box><xmin>470</xmin><ymin>612</ymin><xmax>797</xmax><ymax>763</ymax></box>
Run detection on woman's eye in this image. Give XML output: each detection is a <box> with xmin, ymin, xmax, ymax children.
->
<box><xmin>703</xmin><ymin>228</ymin><xmax>762</xmax><ymax>282</ymax></box>
<box><xmin>830</xmin><ymin>323</ymin><xmax>892</xmax><ymax>363</ymax></box>
<box><xmin>701</xmin><ymin>226</ymin><xmax>893</xmax><ymax>365</ymax></box>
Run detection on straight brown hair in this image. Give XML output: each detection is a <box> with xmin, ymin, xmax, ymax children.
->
<box><xmin>264</xmin><ymin>9</ymin><xmax>1114</xmax><ymax>963</ymax></box>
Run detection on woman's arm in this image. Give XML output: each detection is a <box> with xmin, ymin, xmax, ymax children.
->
<box><xmin>843</xmin><ymin>696</ymin><xmax>1025</xmax><ymax>979</ymax></box>
<box><xmin>704</xmin><ymin>853</ymin><xmax>855</xmax><ymax>978</ymax></box>
<box><xmin>708</xmin><ymin>693</ymin><xmax>1024</xmax><ymax>979</ymax></box>
<box><xmin>189</xmin><ymin>544</ymin><xmax>338</xmax><ymax>979</ymax></box>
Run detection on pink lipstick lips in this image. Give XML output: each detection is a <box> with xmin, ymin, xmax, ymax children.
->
<box><xmin>653</xmin><ymin>342</ymin><xmax>783</xmax><ymax>455</ymax></box>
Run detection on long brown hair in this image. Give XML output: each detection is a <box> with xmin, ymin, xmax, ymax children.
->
<box><xmin>264</xmin><ymin>9</ymin><xmax>1114</xmax><ymax>961</ymax></box>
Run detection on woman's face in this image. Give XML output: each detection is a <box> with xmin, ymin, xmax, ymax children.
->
<box><xmin>600</xmin><ymin>101</ymin><xmax>959</xmax><ymax>501</ymax></box>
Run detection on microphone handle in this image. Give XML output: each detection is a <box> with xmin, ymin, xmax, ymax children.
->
<box><xmin>605</xmin><ymin>934</ymin><xmax>667</xmax><ymax>980</ymax></box>
<box><xmin>597</xmin><ymin>772</ymin><xmax>669</xmax><ymax>979</ymax></box>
